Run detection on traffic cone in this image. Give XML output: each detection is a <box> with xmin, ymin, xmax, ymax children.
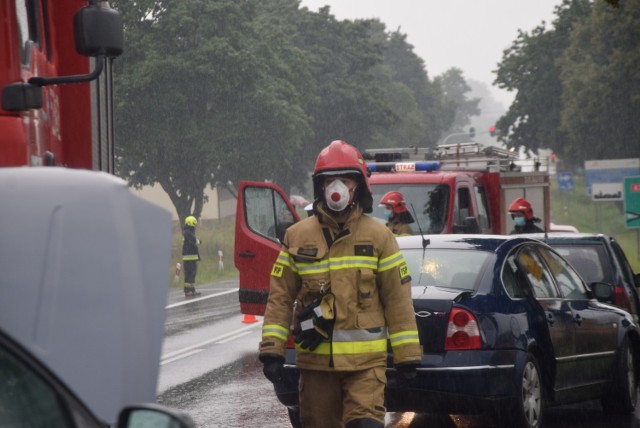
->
<box><xmin>242</xmin><ymin>314</ymin><xmax>259</xmax><ymax>324</ymax></box>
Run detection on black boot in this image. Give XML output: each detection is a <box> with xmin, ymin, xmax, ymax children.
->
<box><xmin>346</xmin><ymin>418</ymin><xmax>384</xmax><ymax>428</ymax></box>
<box><xmin>184</xmin><ymin>285</ymin><xmax>192</xmax><ymax>297</ymax></box>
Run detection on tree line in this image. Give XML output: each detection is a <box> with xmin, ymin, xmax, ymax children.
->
<box><xmin>112</xmin><ymin>0</ymin><xmax>639</xmax><ymax>222</ymax></box>
<box><xmin>494</xmin><ymin>0</ymin><xmax>640</xmax><ymax>166</ymax></box>
<box><xmin>111</xmin><ymin>0</ymin><xmax>478</xmax><ymax>221</ymax></box>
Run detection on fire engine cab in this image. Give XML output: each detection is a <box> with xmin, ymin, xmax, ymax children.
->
<box><xmin>235</xmin><ymin>142</ymin><xmax>551</xmax><ymax>316</ymax></box>
<box><xmin>1</xmin><ymin>0</ymin><xmax>123</xmax><ymax>171</ymax></box>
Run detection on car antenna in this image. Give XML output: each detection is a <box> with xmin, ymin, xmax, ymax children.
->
<box><xmin>410</xmin><ymin>203</ymin><xmax>430</xmax><ymax>251</ymax></box>
<box><xmin>410</xmin><ymin>203</ymin><xmax>430</xmax><ymax>290</ymax></box>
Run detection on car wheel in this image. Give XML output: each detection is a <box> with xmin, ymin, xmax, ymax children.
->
<box><xmin>602</xmin><ymin>337</ymin><xmax>637</xmax><ymax>414</ymax></box>
<box><xmin>287</xmin><ymin>408</ymin><xmax>302</xmax><ymax>428</ymax></box>
<box><xmin>498</xmin><ymin>354</ymin><xmax>543</xmax><ymax>428</ymax></box>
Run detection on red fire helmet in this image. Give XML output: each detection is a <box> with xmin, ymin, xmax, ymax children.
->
<box><xmin>312</xmin><ymin>140</ymin><xmax>372</xmax><ymax>213</ymax></box>
<box><xmin>379</xmin><ymin>191</ymin><xmax>408</xmax><ymax>215</ymax></box>
<box><xmin>508</xmin><ymin>197</ymin><xmax>534</xmax><ymax>220</ymax></box>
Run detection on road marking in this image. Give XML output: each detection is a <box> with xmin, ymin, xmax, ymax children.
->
<box><xmin>165</xmin><ymin>288</ymin><xmax>238</xmax><ymax>309</ymax></box>
<box><xmin>161</xmin><ymin>349</ymin><xmax>204</xmax><ymax>365</ymax></box>
<box><xmin>161</xmin><ymin>321</ymin><xmax>262</xmax><ymax>363</ymax></box>
<box><xmin>217</xmin><ymin>330</ymin><xmax>253</xmax><ymax>344</ymax></box>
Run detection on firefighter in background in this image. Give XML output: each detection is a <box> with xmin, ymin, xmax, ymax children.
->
<box><xmin>379</xmin><ymin>191</ymin><xmax>415</xmax><ymax>236</ymax></box>
<box><xmin>508</xmin><ymin>197</ymin><xmax>544</xmax><ymax>234</ymax></box>
<box><xmin>182</xmin><ymin>215</ymin><xmax>201</xmax><ymax>297</ymax></box>
<box><xmin>259</xmin><ymin>140</ymin><xmax>421</xmax><ymax>428</ymax></box>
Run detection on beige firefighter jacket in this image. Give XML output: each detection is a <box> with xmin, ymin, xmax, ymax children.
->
<box><xmin>259</xmin><ymin>203</ymin><xmax>422</xmax><ymax>371</ymax></box>
<box><xmin>386</xmin><ymin>220</ymin><xmax>412</xmax><ymax>237</ymax></box>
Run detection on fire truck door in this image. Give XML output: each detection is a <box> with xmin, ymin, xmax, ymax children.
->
<box><xmin>234</xmin><ymin>181</ymin><xmax>300</xmax><ymax>315</ymax></box>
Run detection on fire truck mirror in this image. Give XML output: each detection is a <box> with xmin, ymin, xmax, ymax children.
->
<box><xmin>2</xmin><ymin>83</ymin><xmax>43</xmax><ymax>111</ymax></box>
<box><xmin>74</xmin><ymin>2</ymin><xmax>124</xmax><ymax>58</ymax></box>
<box><xmin>463</xmin><ymin>217</ymin><xmax>481</xmax><ymax>234</ymax></box>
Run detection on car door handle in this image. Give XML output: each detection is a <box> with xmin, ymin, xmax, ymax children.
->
<box><xmin>574</xmin><ymin>314</ymin><xmax>582</xmax><ymax>326</ymax></box>
<box><xmin>546</xmin><ymin>312</ymin><xmax>554</xmax><ymax>326</ymax></box>
<box><xmin>239</xmin><ymin>252</ymin><xmax>256</xmax><ymax>258</ymax></box>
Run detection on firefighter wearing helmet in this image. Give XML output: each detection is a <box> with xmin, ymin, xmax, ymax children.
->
<box><xmin>379</xmin><ymin>191</ymin><xmax>415</xmax><ymax>236</ymax></box>
<box><xmin>182</xmin><ymin>215</ymin><xmax>201</xmax><ymax>297</ymax></box>
<box><xmin>508</xmin><ymin>197</ymin><xmax>544</xmax><ymax>234</ymax></box>
<box><xmin>259</xmin><ymin>140</ymin><xmax>421</xmax><ymax>428</ymax></box>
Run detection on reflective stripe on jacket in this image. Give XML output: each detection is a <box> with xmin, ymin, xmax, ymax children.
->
<box><xmin>259</xmin><ymin>203</ymin><xmax>421</xmax><ymax>371</ymax></box>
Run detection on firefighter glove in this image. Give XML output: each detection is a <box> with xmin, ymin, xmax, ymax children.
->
<box><xmin>395</xmin><ymin>363</ymin><xmax>418</xmax><ymax>389</ymax></box>
<box><xmin>295</xmin><ymin>293</ymin><xmax>335</xmax><ymax>351</ymax></box>
<box><xmin>261</xmin><ymin>356</ymin><xmax>284</xmax><ymax>384</ymax></box>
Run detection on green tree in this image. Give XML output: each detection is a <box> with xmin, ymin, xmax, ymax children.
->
<box><xmin>375</xmin><ymin>30</ymin><xmax>451</xmax><ymax>148</ymax></box>
<box><xmin>293</xmin><ymin>8</ymin><xmax>397</xmax><ymax>157</ymax></box>
<box><xmin>112</xmin><ymin>0</ymin><xmax>455</xmax><ymax>212</ymax></box>
<box><xmin>559</xmin><ymin>0</ymin><xmax>640</xmax><ymax>163</ymax></box>
<box><xmin>434</xmin><ymin>68</ymin><xmax>480</xmax><ymax>144</ymax></box>
<box><xmin>493</xmin><ymin>0</ymin><xmax>591</xmax><ymax>157</ymax></box>
<box><xmin>113</xmin><ymin>0</ymin><xmax>309</xmax><ymax>221</ymax></box>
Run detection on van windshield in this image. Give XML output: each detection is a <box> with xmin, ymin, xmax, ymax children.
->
<box><xmin>370</xmin><ymin>183</ymin><xmax>450</xmax><ymax>234</ymax></box>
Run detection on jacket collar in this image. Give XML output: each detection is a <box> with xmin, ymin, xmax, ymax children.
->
<box><xmin>316</xmin><ymin>202</ymin><xmax>363</xmax><ymax>231</ymax></box>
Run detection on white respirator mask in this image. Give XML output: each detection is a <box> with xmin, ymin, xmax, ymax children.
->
<box><xmin>324</xmin><ymin>180</ymin><xmax>354</xmax><ymax>212</ymax></box>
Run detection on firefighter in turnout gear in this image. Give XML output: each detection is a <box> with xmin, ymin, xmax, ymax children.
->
<box><xmin>508</xmin><ymin>197</ymin><xmax>544</xmax><ymax>234</ymax></box>
<box><xmin>182</xmin><ymin>215</ymin><xmax>201</xmax><ymax>297</ymax></box>
<box><xmin>259</xmin><ymin>140</ymin><xmax>422</xmax><ymax>428</ymax></box>
<box><xmin>379</xmin><ymin>191</ymin><xmax>414</xmax><ymax>236</ymax></box>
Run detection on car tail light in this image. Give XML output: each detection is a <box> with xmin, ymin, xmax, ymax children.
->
<box><xmin>612</xmin><ymin>285</ymin><xmax>632</xmax><ymax>313</ymax></box>
<box><xmin>445</xmin><ymin>308</ymin><xmax>481</xmax><ymax>350</ymax></box>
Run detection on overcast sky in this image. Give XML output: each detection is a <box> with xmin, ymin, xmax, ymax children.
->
<box><xmin>299</xmin><ymin>0</ymin><xmax>563</xmax><ymax>107</ymax></box>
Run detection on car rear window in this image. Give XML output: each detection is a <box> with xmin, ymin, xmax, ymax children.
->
<box><xmin>551</xmin><ymin>244</ymin><xmax>611</xmax><ymax>284</ymax></box>
<box><xmin>401</xmin><ymin>248</ymin><xmax>488</xmax><ymax>290</ymax></box>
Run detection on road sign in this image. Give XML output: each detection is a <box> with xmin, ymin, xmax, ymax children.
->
<box><xmin>557</xmin><ymin>171</ymin><xmax>574</xmax><ymax>192</ymax></box>
<box><xmin>592</xmin><ymin>182</ymin><xmax>623</xmax><ymax>201</ymax></box>
<box><xmin>585</xmin><ymin>158</ymin><xmax>640</xmax><ymax>197</ymax></box>
<box><xmin>624</xmin><ymin>176</ymin><xmax>640</xmax><ymax>228</ymax></box>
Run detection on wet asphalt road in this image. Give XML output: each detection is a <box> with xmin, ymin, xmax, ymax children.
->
<box><xmin>157</xmin><ymin>280</ymin><xmax>640</xmax><ymax>428</ymax></box>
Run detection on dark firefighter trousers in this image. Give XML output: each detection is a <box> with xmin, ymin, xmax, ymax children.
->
<box><xmin>298</xmin><ymin>366</ymin><xmax>386</xmax><ymax>427</ymax></box>
<box><xmin>183</xmin><ymin>260</ymin><xmax>198</xmax><ymax>284</ymax></box>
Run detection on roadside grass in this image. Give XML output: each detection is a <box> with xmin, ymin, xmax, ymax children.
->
<box><xmin>170</xmin><ymin>216</ymin><xmax>238</xmax><ymax>288</ymax></box>
<box><xmin>550</xmin><ymin>174</ymin><xmax>640</xmax><ymax>271</ymax></box>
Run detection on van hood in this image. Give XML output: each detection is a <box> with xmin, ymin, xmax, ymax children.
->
<box><xmin>0</xmin><ymin>168</ymin><xmax>172</xmax><ymax>424</ymax></box>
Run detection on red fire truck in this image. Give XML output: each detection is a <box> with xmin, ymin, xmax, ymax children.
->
<box><xmin>235</xmin><ymin>142</ymin><xmax>551</xmax><ymax>315</ymax></box>
<box><xmin>1</xmin><ymin>0</ymin><xmax>123</xmax><ymax>171</ymax></box>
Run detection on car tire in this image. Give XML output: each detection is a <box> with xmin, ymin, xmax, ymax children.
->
<box><xmin>602</xmin><ymin>337</ymin><xmax>637</xmax><ymax>415</ymax></box>
<box><xmin>498</xmin><ymin>353</ymin><xmax>543</xmax><ymax>428</ymax></box>
<box><xmin>287</xmin><ymin>408</ymin><xmax>302</xmax><ymax>428</ymax></box>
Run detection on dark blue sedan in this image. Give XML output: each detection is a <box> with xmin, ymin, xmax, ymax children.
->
<box><xmin>275</xmin><ymin>234</ymin><xmax>640</xmax><ymax>428</ymax></box>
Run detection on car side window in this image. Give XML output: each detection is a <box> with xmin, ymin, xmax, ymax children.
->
<box><xmin>539</xmin><ymin>247</ymin><xmax>589</xmax><ymax>300</ymax></box>
<box><xmin>0</xmin><ymin>344</ymin><xmax>71</xmax><ymax>426</ymax></box>
<box><xmin>502</xmin><ymin>255</ymin><xmax>527</xmax><ymax>298</ymax></box>
<box><xmin>516</xmin><ymin>246</ymin><xmax>559</xmax><ymax>298</ymax></box>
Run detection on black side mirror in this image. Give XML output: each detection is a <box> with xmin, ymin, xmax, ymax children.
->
<box><xmin>589</xmin><ymin>282</ymin><xmax>614</xmax><ymax>302</ymax></box>
<box><xmin>118</xmin><ymin>404</ymin><xmax>196</xmax><ymax>428</ymax></box>
<box><xmin>74</xmin><ymin>1</ymin><xmax>124</xmax><ymax>58</ymax></box>
<box><xmin>463</xmin><ymin>217</ymin><xmax>481</xmax><ymax>234</ymax></box>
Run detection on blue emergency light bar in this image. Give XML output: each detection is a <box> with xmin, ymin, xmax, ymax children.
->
<box><xmin>367</xmin><ymin>161</ymin><xmax>441</xmax><ymax>173</ymax></box>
